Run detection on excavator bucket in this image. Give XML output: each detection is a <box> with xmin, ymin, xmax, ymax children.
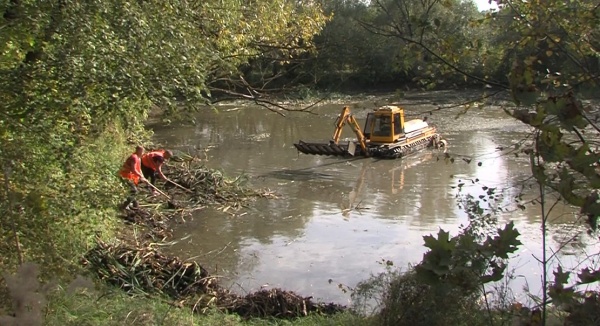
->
<box><xmin>293</xmin><ymin>141</ymin><xmax>357</xmax><ymax>157</ymax></box>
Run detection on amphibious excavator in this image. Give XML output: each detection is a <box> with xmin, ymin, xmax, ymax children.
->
<box><xmin>293</xmin><ymin>105</ymin><xmax>445</xmax><ymax>159</ymax></box>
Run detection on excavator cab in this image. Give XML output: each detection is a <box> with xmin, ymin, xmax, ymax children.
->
<box><xmin>364</xmin><ymin>106</ymin><xmax>405</xmax><ymax>143</ymax></box>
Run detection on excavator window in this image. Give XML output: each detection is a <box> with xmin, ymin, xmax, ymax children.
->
<box><xmin>363</xmin><ymin>113</ymin><xmax>374</xmax><ymax>138</ymax></box>
<box><xmin>394</xmin><ymin>113</ymin><xmax>402</xmax><ymax>135</ymax></box>
<box><xmin>373</xmin><ymin>115</ymin><xmax>392</xmax><ymax>137</ymax></box>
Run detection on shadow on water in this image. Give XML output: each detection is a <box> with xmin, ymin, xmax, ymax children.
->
<box><xmin>260</xmin><ymin>157</ymin><xmax>367</xmax><ymax>181</ymax></box>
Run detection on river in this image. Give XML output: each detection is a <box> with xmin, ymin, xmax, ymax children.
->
<box><xmin>149</xmin><ymin>90</ymin><xmax>595</xmax><ymax>306</ymax></box>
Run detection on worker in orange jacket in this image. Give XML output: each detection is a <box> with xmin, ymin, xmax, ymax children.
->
<box><xmin>141</xmin><ymin>149</ymin><xmax>173</xmax><ymax>195</ymax></box>
<box><xmin>119</xmin><ymin>145</ymin><xmax>148</xmax><ymax>209</ymax></box>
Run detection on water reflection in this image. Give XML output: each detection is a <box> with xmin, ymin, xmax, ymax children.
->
<box><xmin>153</xmin><ymin>95</ymin><xmax>596</xmax><ymax>305</ymax></box>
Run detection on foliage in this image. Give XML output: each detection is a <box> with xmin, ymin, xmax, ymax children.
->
<box><xmin>369</xmin><ymin>0</ymin><xmax>490</xmax><ymax>88</ymax></box>
<box><xmin>311</xmin><ymin>0</ymin><xmax>402</xmax><ymax>87</ymax></box>
<box><xmin>416</xmin><ymin>189</ymin><xmax>521</xmax><ymax>290</ymax></box>
<box><xmin>350</xmin><ymin>193</ymin><xmax>521</xmax><ymax>326</ymax></box>
<box><xmin>0</xmin><ymin>0</ymin><xmax>328</xmax><ymax>112</ymax></box>
<box><xmin>350</xmin><ymin>261</ymin><xmax>404</xmax><ymax>317</ymax></box>
<box><xmin>304</xmin><ymin>0</ymin><xmax>492</xmax><ymax>90</ymax></box>
<box><xmin>548</xmin><ymin>266</ymin><xmax>600</xmax><ymax>325</ymax></box>
<box><xmin>0</xmin><ymin>0</ymin><xmax>327</xmax><ymax>284</ymax></box>
<box><xmin>488</xmin><ymin>0</ymin><xmax>600</xmax><ymax>322</ymax></box>
<box><xmin>380</xmin><ymin>270</ymin><xmax>491</xmax><ymax>326</ymax></box>
<box><xmin>0</xmin><ymin>127</ymin><xmax>128</xmax><ymax>279</ymax></box>
<box><xmin>417</xmin><ymin>221</ymin><xmax>521</xmax><ymax>287</ymax></box>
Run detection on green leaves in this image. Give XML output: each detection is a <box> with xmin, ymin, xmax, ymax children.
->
<box><xmin>487</xmin><ymin>222</ymin><xmax>521</xmax><ymax>259</ymax></box>
<box><xmin>577</xmin><ymin>268</ymin><xmax>600</xmax><ymax>285</ymax></box>
<box><xmin>509</xmin><ymin>59</ymin><xmax>539</xmax><ymax>106</ymax></box>
<box><xmin>0</xmin><ymin>0</ymin><xmax>329</xmax><ymax>279</ymax></box>
<box><xmin>420</xmin><ymin>229</ymin><xmax>456</xmax><ymax>277</ymax></box>
<box><xmin>310</xmin><ymin>0</ymin><xmax>488</xmax><ymax>88</ymax></box>
<box><xmin>542</xmin><ymin>94</ymin><xmax>588</xmax><ymax>130</ymax></box>
<box><xmin>549</xmin><ymin>266</ymin><xmax>577</xmax><ymax>307</ymax></box>
<box><xmin>423</xmin><ymin>229</ymin><xmax>454</xmax><ymax>252</ymax></box>
<box><xmin>549</xmin><ymin>265</ymin><xmax>600</xmax><ymax>322</ymax></box>
<box><xmin>417</xmin><ymin>220</ymin><xmax>521</xmax><ymax>291</ymax></box>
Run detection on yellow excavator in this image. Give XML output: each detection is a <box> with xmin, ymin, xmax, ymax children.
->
<box><xmin>294</xmin><ymin>105</ymin><xmax>445</xmax><ymax>159</ymax></box>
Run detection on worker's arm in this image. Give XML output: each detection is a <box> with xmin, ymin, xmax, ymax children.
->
<box><xmin>146</xmin><ymin>155</ymin><xmax>169</xmax><ymax>180</ymax></box>
<box><xmin>157</xmin><ymin>164</ymin><xmax>167</xmax><ymax>180</ymax></box>
<box><xmin>136</xmin><ymin>171</ymin><xmax>148</xmax><ymax>183</ymax></box>
<box><xmin>129</xmin><ymin>158</ymin><xmax>147</xmax><ymax>182</ymax></box>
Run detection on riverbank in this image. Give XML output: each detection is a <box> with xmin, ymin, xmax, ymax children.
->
<box><xmin>77</xmin><ymin>155</ymin><xmax>351</xmax><ymax>323</ymax></box>
<box><xmin>0</xmin><ymin>151</ymin><xmax>360</xmax><ymax>325</ymax></box>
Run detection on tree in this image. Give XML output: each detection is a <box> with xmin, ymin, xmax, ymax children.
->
<box><xmin>353</xmin><ymin>0</ymin><xmax>600</xmax><ymax>322</ymax></box>
<box><xmin>292</xmin><ymin>0</ymin><xmax>490</xmax><ymax>91</ymax></box>
<box><xmin>0</xmin><ymin>0</ymin><xmax>327</xmax><ymax>276</ymax></box>
<box><xmin>492</xmin><ymin>0</ymin><xmax>600</xmax><ymax>323</ymax></box>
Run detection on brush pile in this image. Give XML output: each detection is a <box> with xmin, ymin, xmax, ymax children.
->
<box><xmin>89</xmin><ymin>154</ymin><xmax>345</xmax><ymax>319</ymax></box>
<box><xmin>83</xmin><ymin>240</ymin><xmax>346</xmax><ymax>319</ymax></box>
<box><xmin>120</xmin><ymin>206</ymin><xmax>177</xmax><ymax>241</ymax></box>
<box><xmin>118</xmin><ymin>155</ymin><xmax>275</xmax><ymax>240</ymax></box>
<box><xmin>163</xmin><ymin>155</ymin><xmax>273</xmax><ymax>207</ymax></box>
<box><xmin>83</xmin><ymin>239</ymin><xmax>216</xmax><ymax>299</ymax></box>
<box><xmin>224</xmin><ymin>288</ymin><xmax>346</xmax><ymax>318</ymax></box>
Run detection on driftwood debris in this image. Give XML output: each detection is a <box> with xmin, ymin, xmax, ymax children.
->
<box><xmin>118</xmin><ymin>155</ymin><xmax>274</xmax><ymax>240</ymax></box>
<box><xmin>83</xmin><ymin>240</ymin><xmax>346</xmax><ymax>319</ymax></box>
<box><xmin>86</xmin><ymin>154</ymin><xmax>345</xmax><ymax>319</ymax></box>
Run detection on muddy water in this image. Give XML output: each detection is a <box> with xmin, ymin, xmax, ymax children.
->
<box><xmin>150</xmin><ymin>91</ymin><xmax>594</xmax><ymax>305</ymax></box>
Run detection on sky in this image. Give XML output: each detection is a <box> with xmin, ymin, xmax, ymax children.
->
<box><xmin>474</xmin><ymin>0</ymin><xmax>498</xmax><ymax>11</ymax></box>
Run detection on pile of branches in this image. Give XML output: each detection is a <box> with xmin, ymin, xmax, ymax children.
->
<box><xmin>95</xmin><ymin>154</ymin><xmax>345</xmax><ymax>319</ymax></box>
<box><xmin>118</xmin><ymin>155</ymin><xmax>275</xmax><ymax>240</ymax></box>
<box><xmin>83</xmin><ymin>241</ymin><xmax>346</xmax><ymax>319</ymax></box>
<box><xmin>163</xmin><ymin>155</ymin><xmax>274</xmax><ymax>208</ymax></box>
<box><xmin>223</xmin><ymin>288</ymin><xmax>346</xmax><ymax>319</ymax></box>
<box><xmin>82</xmin><ymin>239</ymin><xmax>218</xmax><ymax>299</ymax></box>
<box><xmin>120</xmin><ymin>206</ymin><xmax>178</xmax><ymax>241</ymax></box>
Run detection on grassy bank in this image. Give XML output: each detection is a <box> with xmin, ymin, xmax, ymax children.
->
<box><xmin>44</xmin><ymin>284</ymin><xmax>369</xmax><ymax>326</ymax></box>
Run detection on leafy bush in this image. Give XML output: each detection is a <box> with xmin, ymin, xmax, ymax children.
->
<box><xmin>0</xmin><ymin>126</ymin><xmax>133</xmax><ymax>280</ymax></box>
<box><xmin>379</xmin><ymin>270</ymin><xmax>487</xmax><ymax>326</ymax></box>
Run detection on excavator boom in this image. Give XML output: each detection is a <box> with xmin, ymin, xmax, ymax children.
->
<box><xmin>332</xmin><ymin>106</ymin><xmax>351</xmax><ymax>143</ymax></box>
<box><xmin>346</xmin><ymin>114</ymin><xmax>369</xmax><ymax>156</ymax></box>
<box><xmin>330</xmin><ymin>106</ymin><xmax>369</xmax><ymax>156</ymax></box>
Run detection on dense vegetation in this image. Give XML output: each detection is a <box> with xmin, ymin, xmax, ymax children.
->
<box><xmin>1</xmin><ymin>0</ymin><xmax>599</xmax><ymax>324</ymax></box>
<box><xmin>0</xmin><ymin>0</ymin><xmax>326</xmax><ymax>273</ymax></box>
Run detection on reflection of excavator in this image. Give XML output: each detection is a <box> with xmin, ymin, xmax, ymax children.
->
<box><xmin>340</xmin><ymin>151</ymin><xmax>437</xmax><ymax>217</ymax></box>
<box><xmin>390</xmin><ymin>151</ymin><xmax>436</xmax><ymax>193</ymax></box>
<box><xmin>294</xmin><ymin>106</ymin><xmax>445</xmax><ymax>159</ymax></box>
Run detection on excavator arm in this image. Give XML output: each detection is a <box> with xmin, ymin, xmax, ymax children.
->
<box><xmin>332</xmin><ymin>106</ymin><xmax>351</xmax><ymax>143</ymax></box>
<box><xmin>332</xmin><ymin>106</ymin><xmax>369</xmax><ymax>156</ymax></box>
<box><xmin>347</xmin><ymin>115</ymin><xmax>369</xmax><ymax>156</ymax></box>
